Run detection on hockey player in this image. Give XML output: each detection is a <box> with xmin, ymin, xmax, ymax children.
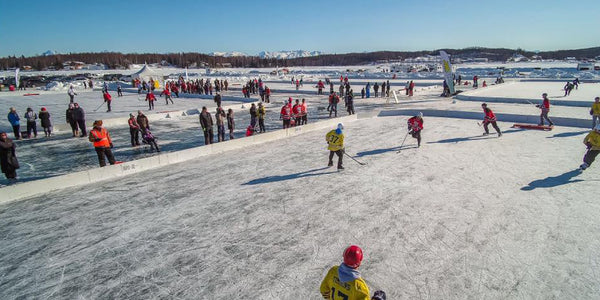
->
<box><xmin>580</xmin><ymin>124</ymin><xmax>600</xmax><ymax>170</ymax></box>
<box><xmin>103</xmin><ymin>90</ymin><xmax>112</xmax><ymax>112</ymax></box>
<box><xmin>320</xmin><ymin>245</ymin><xmax>369</xmax><ymax>299</ymax></box>
<box><xmin>407</xmin><ymin>113</ymin><xmax>424</xmax><ymax>147</ymax></box>
<box><xmin>292</xmin><ymin>99</ymin><xmax>302</xmax><ymax>126</ymax></box>
<box><xmin>145</xmin><ymin>91</ymin><xmax>156</xmax><ymax>110</ymax></box>
<box><xmin>329</xmin><ymin>92</ymin><xmax>340</xmax><ymax>118</ymax></box>
<box><xmin>280</xmin><ymin>101</ymin><xmax>292</xmax><ymax>129</ymax></box>
<box><xmin>325</xmin><ymin>123</ymin><xmax>345</xmax><ymax>169</ymax></box>
<box><xmin>591</xmin><ymin>97</ymin><xmax>600</xmax><ymax>129</ymax></box>
<box><xmin>481</xmin><ymin>103</ymin><xmax>502</xmax><ymax>137</ymax></box>
<box><xmin>537</xmin><ymin>93</ymin><xmax>554</xmax><ymax>126</ymax></box>
<box><xmin>160</xmin><ymin>87</ymin><xmax>174</xmax><ymax>105</ymax></box>
<box><xmin>300</xmin><ymin>99</ymin><xmax>308</xmax><ymax>125</ymax></box>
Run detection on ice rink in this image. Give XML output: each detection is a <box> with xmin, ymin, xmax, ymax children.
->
<box><xmin>1</xmin><ymin>113</ymin><xmax>599</xmax><ymax>299</ymax></box>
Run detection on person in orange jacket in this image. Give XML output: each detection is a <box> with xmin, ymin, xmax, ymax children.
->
<box><xmin>88</xmin><ymin>120</ymin><xmax>116</xmax><ymax>167</ymax></box>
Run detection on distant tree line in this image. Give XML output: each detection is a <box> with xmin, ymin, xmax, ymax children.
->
<box><xmin>0</xmin><ymin>47</ymin><xmax>599</xmax><ymax>71</ymax></box>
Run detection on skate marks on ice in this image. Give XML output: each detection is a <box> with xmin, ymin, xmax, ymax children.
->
<box><xmin>428</xmin><ymin>129</ymin><xmax>523</xmax><ymax>144</ymax></box>
<box><xmin>242</xmin><ymin>167</ymin><xmax>338</xmax><ymax>185</ymax></box>
<box><xmin>521</xmin><ymin>169</ymin><xmax>584</xmax><ymax>191</ymax></box>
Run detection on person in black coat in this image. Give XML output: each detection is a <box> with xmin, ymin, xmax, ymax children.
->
<box><xmin>73</xmin><ymin>103</ymin><xmax>86</xmax><ymax>137</ymax></box>
<box><xmin>199</xmin><ymin>106</ymin><xmax>214</xmax><ymax>145</ymax></box>
<box><xmin>0</xmin><ymin>132</ymin><xmax>18</xmax><ymax>180</ymax></box>
<box><xmin>66</xmin><ymin>103</ymin><xmax>79</xmax><ymax>137</ymax></box>
<box><xmin>39</xmin><ymin>107</ymin><xmax>52</xmax><ymax>137</ymax></box>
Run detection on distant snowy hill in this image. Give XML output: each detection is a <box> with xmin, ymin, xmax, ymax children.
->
<box><xmin>210</xmin><ymin>51</ymin><xmax>248</xmax><ymax>57</ymax></box>
<box><xmin>258</xmin><ymin>50</ymin><xmax>323</xmax><ymax>59</ymax></box>
<box><xmin>42</xmin><ymin>50</ymin><xmax>57</xmax><ymax>56</ymax></box>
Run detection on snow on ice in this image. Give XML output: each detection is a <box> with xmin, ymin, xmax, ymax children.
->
<box><xmin>0</xmin><ymin>64</ymin><xmax>599</xmax><ymax>299</ymax></box>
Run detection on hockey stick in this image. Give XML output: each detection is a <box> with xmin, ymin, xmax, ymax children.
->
<box><xmin>343</xmin><ymin>151</ymin><xmax>366</xmax><ymax>165</ymax></box>
<box><xmin>93</xmin><ymin>101</ymin><xmax>105</xmax><ymax>112</ymax></box>
<box><xmin>396</xmin><ymin>131</ymin><xmax>411</xmax><ymax>153</ymax></box>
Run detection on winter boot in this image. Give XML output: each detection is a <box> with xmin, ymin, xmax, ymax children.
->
<box><xmin>328</xmin><ymin>161</ymin><xmax>333</xmax><ymax>167</ymax></box>
<box><xmin>580</xmin><ymin>163</ymin><xmax>589</xmax><ymax>170</ymax></box>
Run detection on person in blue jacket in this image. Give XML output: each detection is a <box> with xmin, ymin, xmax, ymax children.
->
<box><xmin>365</xmin><ymin>83</ymin><xmax>371</xmax><ymax>98</ymax></box>
<box><xmin>7</xmin><ymin>107</ymin><xmax>21</xmax><ymax>139</ymax></box>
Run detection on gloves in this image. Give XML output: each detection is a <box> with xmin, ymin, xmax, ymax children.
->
<box><xmin>535</xmin><ymin>105</ymin><xmax>540</xmax><ymax>108</ymax></box>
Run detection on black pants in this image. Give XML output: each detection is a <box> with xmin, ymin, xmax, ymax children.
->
<box><xmin>484</xmin><ymin>121</ymin><xmax>501</xmax><ymax>134</ymax></box>
<box><xmin>411</xmin><ymin>130</ymin><xmax>422</xmax><ymax>146</ymax></box>
<box><xmin>12</xmin><ymin>125</ymin><xmax>20</xmax><ymax>139</ymax></box>
<box><xmin>148</xmin><ymin>101</ymin><xmax>154</xmax><ymax>110</ymax></box>
<box><xmin>250</xmin><ymin>117</ymin><xmax>257</xmax><ymax>128</ymax></box>
<box><xmin>130</xmin><ymin>128</ymin><xmax>140</xmax><ymax>146</ymax></box>
<box><xmin>259</xmin><ymin>118</ymin><xmax>265</xmax><ymax>132</ymax></box>
<box><xmin>328</xmin><ymin>150</ymin><xmax>343</xmax><ymax>168</ymax></box>
<box><xmin>283</xmin><ymin>119</ymin><xmax>290</xmax><ymax>129</ymax></box>
<box><xmin>203</xmin><ymin>128</ymin><xmax>214</xmax><ymax>145</ymax></box>
<box><xmin>347</xmin><ymin>105</ymin><xmax>354</xmax><ymax>115</ymax></box>
<box><xmin>69</xmin><ymin>121</ymin><xmax>78</xmax><ymax>136</ymax></box>
<box><xmin>76</xmin><ymin>119</ymin><xmax>86</xmax><ymax>136</ymax></box>
<box><xmin>26</xmin><ymin>122</ymin><xmax>37</xmax><ymax>137</ymax></box>
<box><xmin>329</xmin><ymin>105</ymin><xmax>337</xmax><ymax>117</ymax></box>
<box><xmin>295</xmin><ymin>117</ymin><xmax>301</xmax><ymax>126</ymax></box>
<box><xmin>584</xmin><ymin>149</ymin><xmax>600</xmax><ymax>166</ymax></box>
<box><xmin>302</xmin><ymin>115</ymin><xmax>307</xmax><ymax>125</ymax></box>
<box><xmin>43</xmin><ymin>126</ymin><xmax>51</xmax><ymax>136</ymax></box>
<box><xmin>95</xmin><ymin>147</ymin><xmax>116</xmax><ymax>167</ymax></box>
<box><xmin>106</xmin><ymin>101</ymin><xmax>111</xmax><ymax>112</ymax></box>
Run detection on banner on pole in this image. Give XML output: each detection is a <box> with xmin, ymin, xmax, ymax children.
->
<box><xmin>439</xmin><ymin>51</ymin><xmax>455</xmax><ymax>94</ymax></box>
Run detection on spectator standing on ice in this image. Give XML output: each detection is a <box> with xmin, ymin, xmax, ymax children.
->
<box><xmin>39</xmin><ymin>107</ymin><xmax>52</xmax><ymax>137</ymax></box>
<box><xmin>365</xmin><ymin>83</ymin><xmax>371</xmax><ymax>98</ymax></box>
<box><xmin>215</xmin><ymin>107</ymin><xmax>226</xmax><ymax>142</ymax></box>
<box><xmin>481</xmin><ymin>103</ymin><xmax>502</xmax><ymax>137</ymax></box>
<box><xmin>339</xmin><ymin>84</ymin><xmax>345</xmax><ymax>98</ymax></box>
<box><xmin>68</xmin><ymin>85</ymin><xmax>77</xmax><ymax>103</ymax></box>
<box><xmin>373</xmin><ymin>82</ymin><xmax>379</xmax><ymax>97</ymax></box>
<box><xmin>214</xmin><ymin>92</ymin><xmax>222</xmax><ymax>107</ymax></box>
<box><xmin>591</xmin><ymin>97</ymin><xmax>600</xmax><ymax>128</ymax></box>
<box><xmin>66</xmin><ymin>104</ymin><xmax>78</xmax><ymax>137</ymax></box>
<box><xmin>381</xmin><ymin>81</ymin><xmax>386</xmax><ymax>97</ymax></box>
<box><xmin>227</xmin><ymin>108</ymin><xmax>235</xmax><ymax>139</ymax></box>
<box><xmin>136</xmin><ymin>110</ymin><xmax>150</xmax><ymax>133</ymax></box>
<box><xmin>580</xmin><ymin>124</ymin><xmax>600</xmax><ymax>170</ymax></box>
<box><xmin>88</xmin><ymin>120</ymin><xmax>116</xmax><ymax>167</ymax></box>
<box><xmin>117</xmin><ymin>83</ymin><xmax>123</xmax><ymax>97</ymax></box>
<box><xmin>300</xmin><ymin>98</ymin><xmax>308</xmax><ymax>125</ymax></box>
<box><xmin>128</xmin><ymin>113</ymin><xmax>140</xmax><ymax>147</ymax></box>
<box><xmin>7</xmin><ymin>107</ymin><xmax>21</xmax><ymax>140</ymax></box>
<box><xmin>0</xmin><ymin>131</ymin><xmax>18</xmax><ymax>181</ymax></box>
<box><xmin>330</xmin><ymin>82</ymin><xmax>334</xmax><ymax>94</ymax></box>
<box><xmin>73</xmin><ymin>103</ymin><xmax>86</xmax><ymax>137</ymax></box>
<box><xmin>386</xmin><ymin>80</ymin><xmax>391</xmax><ymax>97</ymax></box>
<box><xmin>537</xmin><ymin>93</ymin><xmax>554</xmax><ymax>126</ymax></box>
<box><xmin>409</xmin><ymin>80</ymin><xmax>415</xmax><ymax>96</ymax></box>
<box><xmin>145</xmin><ymin>91</ymin><xmax>156</xmax><ymax>110</ymax></box>
<box><xmin>24</xmin><ymin>107</ymin><xmax>37</xmax><ymax>138</ymax></box>
<box><xmin>257</xmin><ymin>102</ymin><xmax>266</xmax><ymax>133</ymax></box>
<box><xmin>325</xmin><ymin>123</ymin><xmax>345</xmax><ymax>169</ymax></box>
<box><xmin>103</xmin><ymin>90</ymin><xmax>112</xmax><ymax>112</ymax></box>
<box><xmin>265</xmin><ymin>86</ymin><xmax>271</xmax><ymax>103</ymax></box>
<box><xmin>249</xmin><ymin>103</ymin><xmax>257</xmax><ymax>130</ymax></box>
<box><xmin>361</xmin><ymin>87</ymin><xmax>365</xmax><ymax>98</ymax></box>
<box><xmin>199</xmin><ymin>106</ymin><xmax>214</xmax><ymax>145</ymax></box>
<box><xmin>473</xmin><ymin>75</ymin><xmax>479</xmax><ymax>88</ymax></box>
<box><xmin>88</xmin><ymin>79</ymin><xmax>93</xmax><ymax>89</ymax></box>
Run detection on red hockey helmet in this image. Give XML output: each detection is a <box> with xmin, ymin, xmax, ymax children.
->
<box><xmin>343</xmin><ymin>245</ymin><xmax>363</xmax><ymax>268</ymax></box>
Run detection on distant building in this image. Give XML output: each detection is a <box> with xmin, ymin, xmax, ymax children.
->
<box><xmin>577</xmin><ymin>62</ymin><xmax>594</xmax><ymax>71</ymax></box>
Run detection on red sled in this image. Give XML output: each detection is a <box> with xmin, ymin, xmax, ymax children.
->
<box><xmin>512</xmin><ymin>123</ymin><xmax>553</xmax><ymax>131</ymax></box>
<box><xmin>23</xmin><ymin>93</ymin><xmax>40</xmax><ymax>96</ymax></box>
<box><xmin>114</xmin><ymin>161</ymin><xmax>124</xmax><ymax>164</ymax></box>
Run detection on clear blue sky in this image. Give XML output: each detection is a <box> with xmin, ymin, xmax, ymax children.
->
<box><xmin>1</xmin><ymin>0</ymin><xmax>599</xmax><ymax>57</ymax></box>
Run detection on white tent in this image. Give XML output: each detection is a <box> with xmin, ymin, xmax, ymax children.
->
<box><xmin>130</xmin><ymin>64</ymin><xmax>163</xmax><ymax>83</ymax></box>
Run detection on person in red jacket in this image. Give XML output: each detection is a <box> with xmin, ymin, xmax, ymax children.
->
<box><xmin>280</xmin><ymin>101</ymin><xmax>292</xmax><ymax>128</ymax></box>
<box><xmin>481</xmin><ymin>103</ymin><xmax>502</xmax><ymax>136</ymax></box>
<box><xmin>103</xmin><ymin>91</ymin><xmax>112</xmax><ymax>112</ymax></box>
<box><xmin>145</xmin><ymin>91</ymin><xmax>156</xmax><ymax>110</ymax></box>
<box><xmin>407</xmin><ymin>113</ymin><xmax>424</xmax><ymax>147</ymax></box>
<box><xmin>292</xmin><ymin>99</ymin><xmax>302</xmax><ymax>126</ymax></box>
<box><xmin>160</xmin><ymin>87</ymin><xmax>174</xmax><ymax>105</ymax></box>
<box><xmin>408</xmin><ymin>80</ymin><xmax>415</xmax><ymax>96</ymax></box>
<box><xmin>537</xmin><ymin>93</ymin><xmax>554</xmax><ymax>126</ymax></box>
<box><xmin>328</xmin><ymin>92</ymin><xmax>340</xmax><ymax>117</ymax></box>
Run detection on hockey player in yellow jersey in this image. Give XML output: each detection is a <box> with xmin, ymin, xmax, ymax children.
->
<box><xmin>320</xmin><ymin>245</ymin><xmax>369</xmax><ymax>300</ymax></box>
<box><xmin>326</xmin><ymin>123</ymin><xmax>345</xmax><ymax>170</ymax></box>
